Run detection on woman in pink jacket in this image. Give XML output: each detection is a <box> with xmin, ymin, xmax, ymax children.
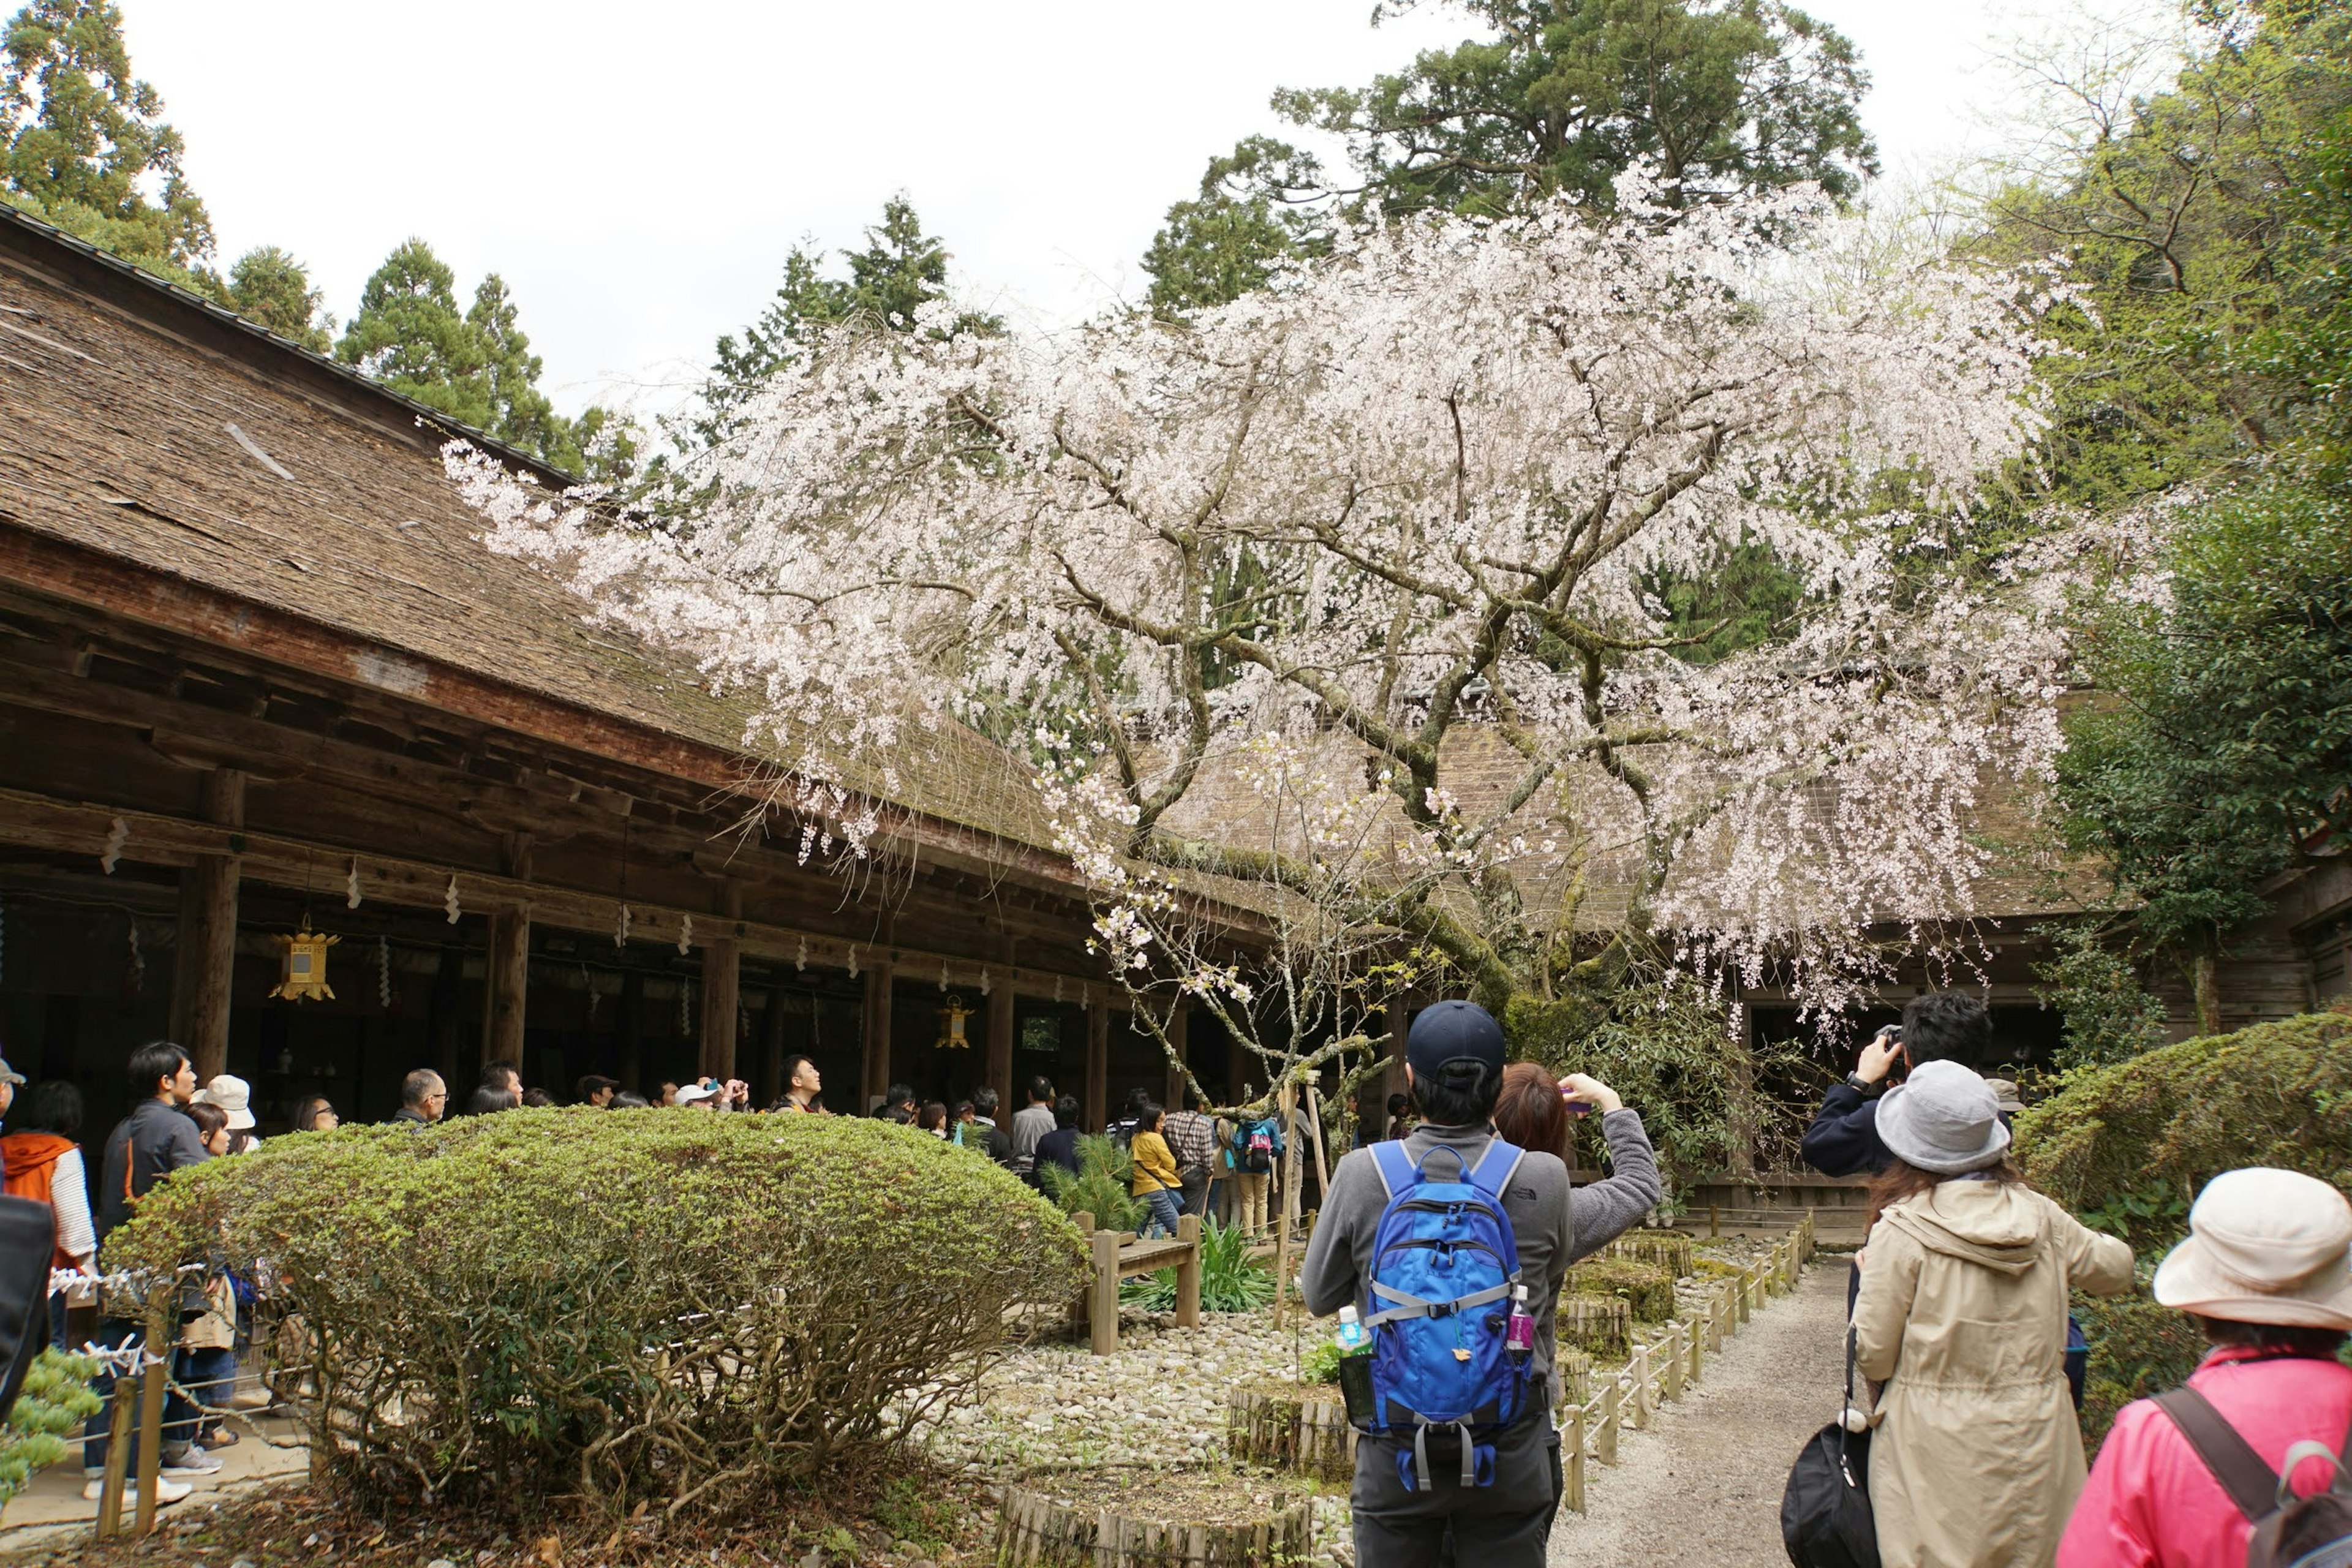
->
<box><xmin>2057</xmin><ymin>1167</ymin><xmax>2352</xmax><ymax>1567</ymax></box>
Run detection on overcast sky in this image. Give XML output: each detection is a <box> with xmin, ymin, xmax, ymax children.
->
<box><xmin>116</xmin><ymin>1</ymin><xmax>2128</xmax><ymax>422</ymax></box>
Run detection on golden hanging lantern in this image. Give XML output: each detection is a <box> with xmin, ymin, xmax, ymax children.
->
<box><xmin>935</xmin><ymin>993</ymin><xmax>971</xmax><ymax>1050</ymax></box>
<box><xmin>272</xmin><ymin>924</ymin><xmax>339</xmax><ymax>1002</ymax></box>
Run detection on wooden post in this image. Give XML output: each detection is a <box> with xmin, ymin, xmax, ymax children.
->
<box><xmin>483</xmin><ymin>902</ymin><xmax>530</xmax><ymax>1074</ymax></box>
<box><xmin>1564</xmin><ymin>1400</ymin><xmax>1587</xmax><ymax>1513</ymax></box>
<box><xmin>133</xmin><ymin>1340</ymin><xmax>165</xmax><ymax>1536</ymax></box>
<box><xmin>1627</xmin><ymin>1344</ymin><xmax>1652</xmax><ymax>1429</ymax></box>
<box><xmin>861</xmin><ymin>960</ymin><xmax>894</xmax><ymax>1114</ymax></box>
<box><xmin>1303</xmin><ymin>1082</ymin><xmax>1332</xmax><ymax>1197</ymax></box>
<box><xmin>1662</xmin><ymin>1324</ymin><xmax>1684</xmax><ymax>1402</ymax></box>
<box><xmin>989</xmin><ymin>980</ymin><xmax>1017</xmax><ymax>1107</ymax></box>
<box><xmin>1709</xmin><ymin>1204</ymin><xmax>1719</xmax><ymax>1239</ymax></box>
<box><xmin>698</xmin><ymin>934</ymin><xmax>740</xmax><ymax>1081</ymax></box>
<box><xmin>1685</xmin><ymin>1310</ymin><xmax>1704</xmax><ymax>1385</ymax></box>
<box><xmin>93</xmin><ymin>1373</ymin><xmax>136</xmax><ymax>1538</ymax></box>
<box><xmin>1272</xmin><ymin>1076</ymin><xmax>1300</xmax><ymax>1329</ymax></box>
<box><xmin>1089</xmin><ymin>1227</ymin><xmax>1121</xmax><ymax>1355</ymax></box>
<box><xmin>1175</xmin><ymin>1213</ymin><xmax>1202</xmax><ymax>1328</ymax></box>
<box><xmin>1596</xmin><ymin>1379</ymin><xmax>1621</xmax><ymax>1465</ymax></box>
<box><xmin>1737</xmin><ymin>1267</ymin><xmax>1754</xmax><ymax>1325</ymax></box>
<box><xmin>1084</xmin><ymin>998</ymin><xmax>1109</xmax><ymax>1133</ymax></box>
<box><xmin>170</xmin><ymin>768</ymin><xmax>244</xmax><ymax>1082</ymax></box>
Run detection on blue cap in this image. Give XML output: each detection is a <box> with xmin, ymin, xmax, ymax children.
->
<box><xmin>1406</xmin><ymin>1001</ymin><xmax>1507</xmax><ymax>1078</ymax></box>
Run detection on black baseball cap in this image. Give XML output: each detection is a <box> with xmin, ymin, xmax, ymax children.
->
<box><xmin>1406</xmin><ymin>1001</ymin><xmax>1507</xmax><ymax>1078</ymax></box>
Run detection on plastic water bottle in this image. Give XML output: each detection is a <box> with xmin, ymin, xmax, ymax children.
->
<box><xmin>1335</xmin><ymin>1305</ymin><xmax>1376</xmax><ymax>1426</ymax></box>
<box><xmin>1505</xmin><ymin>1284</ymin><xmax>1535</xmax><ymax>1362</ymax></box>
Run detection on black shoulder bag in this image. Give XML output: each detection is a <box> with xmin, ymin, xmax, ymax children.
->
<box><xmin>1781</xmin><ymin>1324</ymin><xmax>1879</xmax><ymax>1568</ymax></box>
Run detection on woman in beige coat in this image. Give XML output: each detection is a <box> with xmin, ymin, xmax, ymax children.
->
<box><xmin>1853</xmin><ymin>1061</ymin><xmax>2134</xmax><ymax>1568</ymax></box>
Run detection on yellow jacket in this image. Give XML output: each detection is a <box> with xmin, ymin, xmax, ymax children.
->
<box><xmin>1129</xmin><ymin>1130</ymin><xmax>1181</xmax><ymax>1194</ymax></box>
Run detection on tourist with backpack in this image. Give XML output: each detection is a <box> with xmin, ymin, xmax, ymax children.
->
<box><xmin>1227</xmin><ymin>1103</ymin><xmax>1282</xmax><ymax>1240</ymax></box>
<box><xmin>0</xmin><ymin>1078</ymin><xmax>96</xmax><ymax>1350</ymax></box>
<box><xmin>2058</xmin><ymin>1167</ymin><xmax>2352</xmax><ymax>1568</ymax></box>
<box><xmin>1299</xmin><ymin>1001</ymin><xmax>1658</xmax><ymax>1568</ymax></box>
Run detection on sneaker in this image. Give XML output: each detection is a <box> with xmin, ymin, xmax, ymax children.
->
<box><xmin>201</xmin><ymin>1427</ymin><xmax>240</xmax><ymax>1449</ymax></box>
<box><xmin>82</xmin><ymin>1477</ymin><xmax>193</xmax><ymax>1504</ymax></box>
<box><xmin>160</xmin><ymin>1444</ymin><xmax>223</xmax><ymax>1476</ymax></box>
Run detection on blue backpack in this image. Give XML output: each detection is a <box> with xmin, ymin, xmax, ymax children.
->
<box><xmin>1359</xmin><ymin>1137</ymin><xmax>1530</xmax><ymax>1491</ymax></box>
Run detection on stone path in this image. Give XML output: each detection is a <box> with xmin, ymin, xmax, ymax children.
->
<box><xmin>1548</xmin><ymin>1257</ymin><xmax>1850</xmax><ymax>1568</ymax></box>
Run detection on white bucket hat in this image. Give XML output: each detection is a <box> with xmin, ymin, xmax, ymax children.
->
<box><xmin>2153</xmin><ymin>1168</ymin><xmax>2352</xmax><ymax>1331</ymax></box>
<box><xmin>190</xmin><ymin>1073</ymin><xmax>256</xmax><ymax>1130</ymax></box>
<box><xmin>1873</xmin><ymin>1060</ymin><xmax>2011</xmax><ymax>1175</ymax></box>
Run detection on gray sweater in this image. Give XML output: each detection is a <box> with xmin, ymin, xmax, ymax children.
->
<box><xmin>1298</xmin><ymin>1110</ymin><xmax>1661</xmax><ymax>1404</ymax></box>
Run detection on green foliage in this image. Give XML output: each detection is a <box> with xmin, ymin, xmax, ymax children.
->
<box><xmin>2056</xmin><ymin>481</ymin><xmax>2352</xmax><ymax>996</ymax></box>
<box><xmin>1563</xmin><ymin>1257</ymin><xmax>1677</xmax><ymax>1321</ymax></box>
<box><xmin>106</xmin><ymin>1107</ymin><xmax>1084</xmax><ymax>1517</ymax></box>
<box><xmin>0</xmin><ymin>0</ymin><xmax>213</xmax><ymax>287</ymax></box>
<box><xmin>2014</xmin><ymin>1005</ymin><xmax>2352</xmax><ymax>1250</ymax></box>
<box><xmin>1147</xmin><ymin>0</ymin><xmax>1875</xmax><ymax>308</ymax></box>
<box><xmin>2075</xmin><ymin>1178</ymin><xmax>2192</xmax><ymax>1249</ymax></box>
<box><xmin>1120</xmin><ymin>1217</ymin><xmax>1275</xmax><ymax>1313</ymax></box>
<box><xmin>873</xmin><ymin>1474</ymin><xmax>960</xmax><ymax>1551</ymax></box>
<box><xmin>1038</xmin><ymin>1134</ymin><xmax>1144</xmax><ymax>1233</ymax></box>
<box><xmin>2031</xmin><ymin>921</ymin><xmax>2171</xmax><ymax>1069</ymax></box>
<box><xmin>0</xmin><ymin>1348</ymin><xmax>100</xmax><ymax>1509</ymax></box>
<box><xmin>1298</xmin><ymin>1338</ymin><xmax>1343</xmax><ymax>1386</ymax></box>
<box><xmin>690</xmin><ymin>195</ymin><xmax>1000</xmax><ymax>447</ymax></box>
<box><xmin>225</xmin><ymin>245</ymin><xmax>333</xmax><ymax>352</ymax></box>
<box><xmin>2073</xmin><ymin>1289</ymin><xmax>2209</xmax><ymax>1453</ymax></box>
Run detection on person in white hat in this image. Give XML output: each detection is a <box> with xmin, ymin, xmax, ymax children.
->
<box><xmin>189</xmin><ymin>1074</ymin><xmax>261</xmax><ymax>1152</ymax></box>
<box><xmin>1852</xmin><ymin>1060</ymin><xmax>2136</xmax><ymax>1568</ymax></box>
<box><xmin>2058</xmin><ymin>1167</ymin><xmax>2352</xmax><ymax>1567</ymax></box>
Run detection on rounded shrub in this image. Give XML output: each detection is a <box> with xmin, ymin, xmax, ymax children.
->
<box><xmin>106</xmin><ymin>1107</ymin><xmax>1085</xmax><ymax>1517</ymax></box>
<box><xmin>2015</xmin><ymin>1005</ymin><xmax>2352</xmax><ymax>1245</ymax></box>
<box><xmin>1564</xmin><ymin>1258</ymin><xmax>1677</xmax><ymax>1322</ymax></box>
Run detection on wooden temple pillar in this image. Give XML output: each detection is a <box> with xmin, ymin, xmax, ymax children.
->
<box><xmin>481</xmin><ymin>903</ymin><xmax>530</xmax><ymax>1074</ymax></box>
<box><xmin>861</xmin><ymin>957</ymin><xmax>894</xmax><ymax>1114</ymax></box>
<box><xmin>699</xmin><ymin>935</ymin><xmax>741</xmax><ymax>1082</ymax></box>
<box><xmin>1084</xmin><ymin>998</ymin><xmax>1109</xmax><ymax>1133</ymax></box>
<box><xmin>169</xmin><ymin>769</ymin><xmax>244</xmax><ymax>1082</ymax></box>
<box><xmin>986</xmin><ymin>981</ymin><xmax>1016</xmax><ymax>1104</ymax></box>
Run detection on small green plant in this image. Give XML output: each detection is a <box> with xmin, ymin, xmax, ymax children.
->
<box><xmin>1297</xmin><ymin>1339</ymin><xmax>1341</xmax><ymax>1385</ymax></box>
<box><xmin>1038</xmin><ymin>1134</ymin><xmax>1144</xmax><ymax>1233</ymax></box>
<box><xmin>873</xmin><ymin>1476</ymin><xmax>959</xmax><ymax>1551</ymax></box>
<box><xmin>2077</xmin><ymin>1179</ymin><xmax>2191</xmax><ymax>1248</ymax></box>
<box><xmin>1118</xmin><ymin>1217</ymin><xmax>1276</xmax><ymax>1313</ymax></box>
<box><xmin>0</xmin><ymin>1349</ymin><xmax>102</xmax><ymax>1509</ymax></box>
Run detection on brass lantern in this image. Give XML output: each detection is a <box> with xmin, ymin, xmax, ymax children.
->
<box><xmin>272</xmin><ymin>924</ymin><xmax>339</xmax><ymax>1002</ymax></box>
<box><xmin>935</xmin><ymin>993</ymin><xmax>971</xmax><ymax>1050</ymax></box>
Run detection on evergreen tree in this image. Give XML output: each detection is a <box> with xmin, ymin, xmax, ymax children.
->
<box><xmin>467</xmin><ymin>272</ymin><xmax>581</xmax><ymax>472</ymax></box>
<box><xmin>225</xmin><ymin>245</ymin><xmax>332</xmax><ymax>352</ymax></box>
<box><xmin>1144</xmin><ymin>0</ymin><xmax>1876</xmax><ymax>312</ymax></box>
<box><xmin>0</xmin><ymin>0</ymin><xmax>214</xmax><ymax>288</ymax></box>
<box><xmin>336</xmin><ymin>238</ymin><xmax>492</xmax><ymax>427</ymax></box>
<box><xmin>692</xmin><ymin>194</ymin><xmax>998</xmax><ymax>447</ymax></box>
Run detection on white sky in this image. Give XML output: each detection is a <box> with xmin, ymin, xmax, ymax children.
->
<box><xmin>117</xmin><ymin>1</ymin><xmax>2116</xmax><ymax>421</ymax></box>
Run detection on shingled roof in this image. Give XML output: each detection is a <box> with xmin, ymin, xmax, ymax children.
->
<box><xmin>0</xmin><ymin>202</ymin><xmax>1054</xmax><ymax>855</ymax></box>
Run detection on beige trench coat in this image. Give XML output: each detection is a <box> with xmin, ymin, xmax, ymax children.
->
<box><xmin>1854</xmin><ymin>1180</ymin><xmax>2133</xmax><ymax>1568</ymax></box>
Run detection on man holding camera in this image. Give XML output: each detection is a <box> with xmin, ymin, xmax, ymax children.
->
<box><xmin>1802</xmin><ymin>992</ymin><xmax>1994</xmax><ymax>1178</ymax></box>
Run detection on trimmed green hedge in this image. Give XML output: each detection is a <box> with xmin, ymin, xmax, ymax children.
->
<box><xmin>2015</xmin><ymin>1005</ymin><xmax>2352</xmax><ymax>1248</ymax></box>
<box><xmin>107</xmin><ymin>1107</ymin><xmax>1084</xmax><ymax>1517</ymax></box>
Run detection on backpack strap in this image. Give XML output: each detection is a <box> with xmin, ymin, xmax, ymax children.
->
<box><xmin>1465</xmin><ymin>1138</ymin><xmax>1525</xmax><ymax>1204</ymax></box>
<box><xmin>2155</xmin><ymin>1387</ymin><xmax>2280</xmax><ymax>1523</ymax></box>
<box><xmin>1365</xmin><ymin>1276</ymin><xmax>1515</xmax><ymax>1329</ymax></box>
<box><xmin>1370</xmin><ymin>1139</ymin><xmax>1415</xmax><ymax>1202</ymax></box>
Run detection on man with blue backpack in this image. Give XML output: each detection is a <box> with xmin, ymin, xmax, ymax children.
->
<box><xmin>1301</xmin><ymin>1001</ymin><xmax>1660</xmax><ymax>1567</ymax></box>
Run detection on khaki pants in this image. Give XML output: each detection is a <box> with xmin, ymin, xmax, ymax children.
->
<box><xmin>1232</xmin><ymin>1171</ymin><xmax>1271</xmax><ymax>1238</ymax></box>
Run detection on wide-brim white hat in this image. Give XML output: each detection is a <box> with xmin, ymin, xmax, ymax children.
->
<box><xmin>191</xmin><ymin>1074</ymin><xmax>256</xmax><ymax>1129</ymax></box>
<box><xmin>2154</xmin><ymin>1167</ymin><xmax>2352</xmax><ymax>1330</ymax></box>
<box><xmin>1874</xmin><ymin>1060</ymin><xmax>2011</xmax><ymax>1176</ymax></box>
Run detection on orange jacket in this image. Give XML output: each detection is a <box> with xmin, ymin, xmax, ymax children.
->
<box><xmin>1</xmin><ymin>1133</ymin><xmax>80</xmax><ymax>1268</ymax></box>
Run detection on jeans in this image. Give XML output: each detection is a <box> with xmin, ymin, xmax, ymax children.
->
<box><xmin>172</xmin><ymin>1346</ymin><xmax>238</xmax><ymax>1444</ymax></box>
<box><xmin>81</xmin><ymin>1319</ymin><xmax>200</xmax><ymax>1475</ymax></box>
<box><xmin>1140</xmin><ymin>1187</ymin><xmax>1183</xmax><ymax>1238</ymax></box>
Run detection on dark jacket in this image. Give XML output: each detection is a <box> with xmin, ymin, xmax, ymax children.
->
<box><xmin>96</xmin><ymin>1098</ymin><xmax>209</xmax><ymax>1250</ymax></box>
<box><xmin>1035</xmin><ymin>1126</ymin><xmax>1084</xmax><ymax>1177</ymax></box>
<box><xmin>390</xmin><ymin>1106</ymin><xmax>434</xmax><ymax>1129</ymax></box>
<box><xmin>1801</xmin><ymin>1081</ymin><xmax>1888</xmax><ymax>1177</ymax></box>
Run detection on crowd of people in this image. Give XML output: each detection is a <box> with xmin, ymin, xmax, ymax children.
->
<box><xmin>0</xmin><ymin>990</ymin><xmax>2340</xmax><ymax>1568</ymax></box>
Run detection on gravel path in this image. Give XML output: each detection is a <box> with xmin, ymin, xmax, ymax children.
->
<box><xmin>1548</xmin><ymin>1258</ymin><xmax>1850</xmax><ymax>1568</ymax></box>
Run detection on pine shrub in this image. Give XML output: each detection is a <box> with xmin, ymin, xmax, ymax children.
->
<box><xmin>0</xmin><ymin>1349</ymin><xmax>100</xmax><ymax>1509</ymax></box>
<box><xmin>105</xmin><ymin>1108</ymin><xmax>1084</xmax><ymax>1517</ymax></box>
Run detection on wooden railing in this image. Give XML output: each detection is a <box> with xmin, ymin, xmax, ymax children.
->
<box><xmin>1071</xmin><ymin>1212</ymin><xmax>1202</xmax><ymax>1355</ymax></box>
<box><xmin>1558</xmin><ymin>1212</ymin><xmax>1815</xmax><ymax>1514</ymax></box>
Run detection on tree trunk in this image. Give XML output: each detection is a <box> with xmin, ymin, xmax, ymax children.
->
<box><xmin>2191</xmin><ymin>948</ymin><xmax>2223</xmax><ymax>1038</ymax></box>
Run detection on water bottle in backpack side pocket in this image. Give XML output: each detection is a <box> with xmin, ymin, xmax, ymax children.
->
<box><xmin>1505</xmin><ymin>1284</ymin><xmax>1534</xmax><ymax>1362</ymax></box>
<box><xmin>1335</xmin><ymin>1305</ymin><xmax>1378</xmax><ymax>1427</ymax></box>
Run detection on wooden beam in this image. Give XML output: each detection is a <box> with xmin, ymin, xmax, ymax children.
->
<box><xmin>482</xmin><ymin>903</ymin><xmax>529</xmax><ymax>1075</ymax></box>
<box><xmin>1085</xmin><ymin>1000</ymin><xmax>1109</xmax><ymax>1134</ymax></box>
<box><xmin>168</xmin><ymin>769</ymin><xmax>243</xmax><ymax>1080</ymax></box>
<box><xmin>986</xmin><ymin>979</ymin><xmax>1015</xmax><ymax>1104</ymax></box>
<box><xmin>700</xmin><ymin>936</ymin><xmax>741</xmax><ymax>1082</ymax></box>
<box><xmin>861</xmin><ymin>959</ymin><xmax>894</xmax><ymax>1115</ymax></box>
